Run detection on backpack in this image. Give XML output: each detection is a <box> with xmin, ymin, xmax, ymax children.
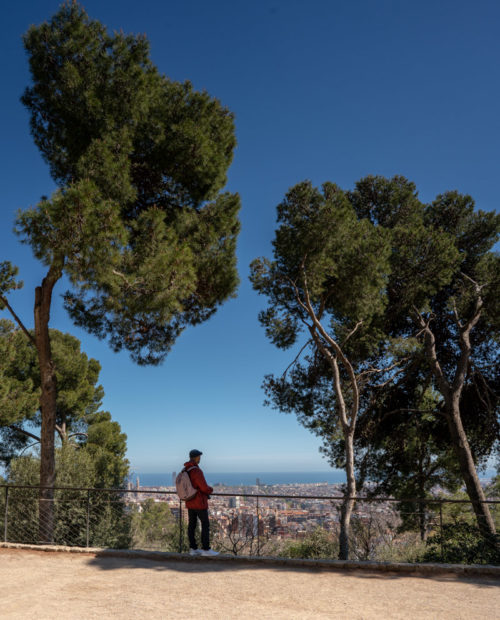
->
<box><xmin>175</xmin><ymin>466</ymin><xmax>198</xmax><ymax>501</ymax></box>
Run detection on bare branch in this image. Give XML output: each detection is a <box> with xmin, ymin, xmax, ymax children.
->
<box><xmin>9</xmin><ymin>425</ymin><xmax>41</xmax><ymax>442</ymax></box>
<box><xmin>359</xmin><ymin>357</ymin><xmax>409</xmax><ymax>379</ymax></box>
<box><xmin>411</xmin><ymin>306</ymin><xmax>450</xmax><ymax>398</ymax></box>
<box><xmin>380</xmin><ymin>408</ymin><xmax>446</xmax><ymax>422</ymax></box>
<box><xmin>282</xmin><ymin>339</ymin><xmax>312</xmax><ymax>378</ymax></box>
<box><xmin>308</xmin><ymin>326</ymin><xmax>350</xmax><ymax>430</ymax></box>
<box><xmin>18</xmin><ymin>440</ymin><xmax>41</xmax><ymax>457</ymax></box>
<box><xmin>285</xmin><ymin>275</ymin><xmax>309</xmax><ymax>315</ymax></box>
<box><xmin>300</xmin><ymin>263</ymin><xmax>359</xmax><ymax>428</ymax></box>
<box><xmin>0</xmin><ymin>295</ymin><xmax>37</xmax><ymax>347</ymax></box>
<box><xmin>460</xmin><ymin>271</ymin><xmax>486</xmax><ymax>292</ymax></box>
<box><xmin>68</xmin><ymin>432</ymin><xmax>88</xmax><ymax>440</ymax></box>
<box><xmin>342</xmin><ymin>320</ymin><xmax>363</xmax><ymax>346</ymax></box>
<box><xmin>317</xmin><ymin>284</ymin><xmax>336</xmax><ymax>321</ymax></box>
<box><xmin>371</xmin><ymin>364</ymin><xmax>410</xmax><ymax>389</ymax></box>
<box><xmin>451</xmin><ymin>298</ymin><xmax>463</xmax><ymax>330</ymax></box>
<box><xmin>452</xmin><ymin>286</ymin><xmax>483</xmax><ymax>395</ymax></box>
<box><xmin>112</xmin><ymin>269</ymin><xmax>139</xmax><ymax>291</ymax></box>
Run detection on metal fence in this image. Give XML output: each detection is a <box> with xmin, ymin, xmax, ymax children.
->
<box><xmin>1</xmin><ymin>484</ymin><xmax>499</xmax><ymax>564</ymax></box>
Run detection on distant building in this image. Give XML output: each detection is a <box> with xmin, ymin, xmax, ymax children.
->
<box><xmin>172</xmin><ymin>472</ymin><xmax>177</xmax><ymax>486</ymax></box>
<box><xmin>256</xmin><ymin>478</ymin><xmax>261</xmax><ymax>486</ymax></box>
<box><xmin>136</xmin><ymin>476</ymin><xmax>140</xmax><ymax>489</ymax></box>
<box><xmin>229</xmin><ymin>496</ymin><xmax>241</xmax><ymax>509</ymax></box>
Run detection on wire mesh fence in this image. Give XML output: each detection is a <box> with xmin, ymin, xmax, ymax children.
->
<box><xmin>1</xmin><ymin>485</ymin><xmax>499</xmax><ymax>564</ymax></box>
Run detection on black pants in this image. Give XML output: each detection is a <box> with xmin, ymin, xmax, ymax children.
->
<box><xmin>187</xmin><ymin>508</ymin><xmax>210</xmax><ymax>550</ymax></box>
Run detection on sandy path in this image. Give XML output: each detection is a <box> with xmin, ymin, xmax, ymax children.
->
<box><xmin>0</xmin><ymin>549</ymin><xmax>498</xmax><ymax>619</ymax></box>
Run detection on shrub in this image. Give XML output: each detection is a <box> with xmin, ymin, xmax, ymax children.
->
<box><xmin>421</xmin><ymin>522</ymin><xmax>500</xmax><ymax>565</ymax></box>
<box><xmin>279</xmin><ymin>528</ymin><xmax>338</xmax><ymax>560</ymax></box>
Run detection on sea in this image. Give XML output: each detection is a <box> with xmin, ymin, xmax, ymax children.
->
<box><xmin>131</xmin><ymin>471</ymin><xmax>346</xmax><ymax>487</ymax></box>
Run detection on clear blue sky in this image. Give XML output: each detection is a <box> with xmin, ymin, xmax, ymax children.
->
<box><xmin>1</xmin><ymin>1</ymin><xmax>499</xmax><ymax>474</ymax></box>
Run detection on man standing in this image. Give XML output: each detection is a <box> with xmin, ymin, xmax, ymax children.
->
<box><xmin>184</xmin><ymin>449</ymin><xmax>219</xmax><ymax>556</ymax></box>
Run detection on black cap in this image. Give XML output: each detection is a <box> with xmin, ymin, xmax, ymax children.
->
<box><xmin>189</xmin><ymin>449</ymin><xmax>203</xmax><ymax>458</ymax></box>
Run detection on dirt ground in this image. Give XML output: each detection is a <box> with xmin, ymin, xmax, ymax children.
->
<box><xmin>0</xmin><ymin>548</ymin><xmax>499</xmax><ymax>620</ymax></box>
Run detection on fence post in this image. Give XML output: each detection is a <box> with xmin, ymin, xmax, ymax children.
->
<box><xmin>4</xmin><ymin>487</ymin><xmax>9</xmax><ymax>543</ymax></box>
<box><xmin>439</xmin><ymin>502</ymin><xmax>443</xmax><ymax>561</ymax></box>
<box><xmin>86</xmin><ymin>489</ymin><xmax>91</xmax><ymax>548</ymax></box>
<box><xmin>178</xmin><ymin>500</ymin><xmax>182</xmax><ymax>553</ymax></box>
<box><xmin>256</xmin><ymin>496</ymin><xmax>260</xmax><ymax>557</ymax></box>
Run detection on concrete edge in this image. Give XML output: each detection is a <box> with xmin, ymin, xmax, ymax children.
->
<box><xmin>1</xmin><ymin>542</ymin><xmax>499</xmax><ymax>577</ymax></box>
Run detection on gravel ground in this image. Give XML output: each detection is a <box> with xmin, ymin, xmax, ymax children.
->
<box><xmin>0</xmin><ymin>548</ymin><xmax>499</xmax><ymax>619</ymax></box>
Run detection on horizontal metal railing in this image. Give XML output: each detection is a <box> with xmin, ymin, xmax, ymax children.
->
<box><xmin>1</xmin><ymin>484</ymin><xmax>499</xmax><ymax>564</ymax></box>
<box><xmin>2</xmin><ymin>483</ymin><xmax>499</xmax><ymax>502</ymax></box>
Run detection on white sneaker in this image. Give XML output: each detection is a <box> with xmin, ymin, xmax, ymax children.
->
<box><xmin>201</xmin><ymin>549</ymin><xmax>219</xmax><ymax>557</ymax></box>
<box><xmin>189</xmin><ymin>548</ymin><xmax>202</xmax><ymax>555</ymax></box>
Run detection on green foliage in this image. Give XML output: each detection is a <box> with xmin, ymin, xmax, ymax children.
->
<box><xmin>255</xmin><ymin>173</ymin><xmax>499</xmax><ymax>525</ymax></box>
<box><xmin>82</xmin><ymin>411</ymin><xmax>129</xmax><ymax>488</ymax></box>
<box><xmin>279</xmin><ymin>528</ymin><xmax>339</xmax><ymax>560</ymax></box>
<box><xmin>6</xmin><ymin>446</ymin><xmax>95</xmax><ymax>545</ymax></box>
<box><xmin>348</xmin><ymin>176</ymin><xmax>462</xmax><ymax>319</ymax></box>
<box><xmin>422</xmin><ymin>523</ymin><xmax>500</xmax><ymax>565</ymax></box>
<box><xmin>0</xmin><ymin>320</ymin><xmax>39</xmax><ymax>427</ymax></box>
<box><xmin>0</xmin><ymin>322</ymin><xmax>101</xmax><ymax>430</ymax></box>
<box><xmin>374</xmin><ymin>532</ymin><xmax>428</xmax><ymax>563</ymax></box>
<box><xmin>130</xmin><ymin>498</ymin><xmax>182</xmax><ymax>551</ymax></box>
<box><xmin>12</xmin><ymin>1</ymin><xmax>240</xmax><ymax>365</ymax></box>
<box><xmin>251</xmin><ymin>181</ymin><xmax>391</xmax><ymax>357</ymax></box>
<box><xmin>412</xmin><ymin>486</ymin><xmax>500</xmax><ymax>564</ymax></box>
<box><xmin>0</xmin><ymin>323</ymin><xmax>129</xmax><ymax>487</ymax></box>
<box><xmin>5</xmin><ymin>446</ymin><xmax>131</xmax><ymax>548</ymax></box>
<box><xmin>487</xmin><ymin>473</ymin><xmax>500</xmax><ymax>499</ymax></box>
<box><xmin>362</xmin><ymin>176</ymin><xmax>500</xmax><ymax>381</ymax></box>
<box><xmin>0</xmin><ymin>262</ymin><xmax>23</xmax><ymax>304</ymax></box>
<box><xmin>352</xmin><ymin>365</ymin><xmax>464</xmax><ymax>535</ymax></box>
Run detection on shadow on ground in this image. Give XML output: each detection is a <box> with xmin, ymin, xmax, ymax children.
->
<box><xmin>85</xmin><ymin>551</ymin><xmax>500</xmax><ymax>589</ymax></box>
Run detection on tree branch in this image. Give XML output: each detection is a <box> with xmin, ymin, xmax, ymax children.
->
<box><xmin>342</xmin><ymin>320</ymin><xmax>363</xmax><ymax>347</ymax></box>
<box><xmin>301</xmin><ymin>263</ymin><xmax>359</xmax><ymax>429</ymax></box>
<box><xmin>412</xmin><ymin>306</ymin><xmax>450</xmax><ymax>400</ymax></box>
<box><xmin>282</xmin><ymin>339</ymin><xmax>312</xmax><ymax>378</ymax></box>
<box><xmin>0</xmin><ymin>295</ymin><xmax>37</xmax><ymax>347</ymax></box>
<box><xmin>9</xmin><ymin>425</ymin><xmax>41</xmax><ymax>442</ymax></box>
<box><xmin>68</xmin><ymin>432</ymin><xmax>88</xmax><ymax>440</ymax></box>
<box><xmin>308</xmin><ymin>325</ymin><xmax>350</xmax><ymax>430</ymax></box>
<box><xmin>371</xmin><ymin>363</ymin><xmax>410</xmax><ymax>389</ymax></box>
<box><xmin>460</xmin><ymin>271</ymin><xmax>486</xmax><ymax>292</ymax></box>
<box><xmin>452</xmin><ymin>282</ymin><xmax>483</xmax><ymax>395</ymax></box>
<box><xmin>18</xmin><ymin>440</ymin><xmax>41</xmax><ymax>457</ymax></box>
<box><xmin>359</xmin><ymin>357</ymin><xmax>409</xmax><ymax>380</ymax></box>
<box><xmin>380</xmin><ymin>408</ymin><xmax>445</xmax><ymax>423</ymax></box>
<box><xmin>451</xmin><ymin>297</ymin><xmax>463</xmax><ymax>330</ymax></box>
<box><xmin>112</xmin><ymin>269</ymin><xmax>138</xmax><ymax>291</ymax></box>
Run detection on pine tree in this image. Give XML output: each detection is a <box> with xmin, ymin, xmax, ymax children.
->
<box><xmin>0</xmin><ymin>2</ymin><xmax>240</xmax><ymax>541</ymax></box>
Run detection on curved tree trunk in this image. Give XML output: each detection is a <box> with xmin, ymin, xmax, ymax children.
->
<box><xmin>416</xmin><ymin>305</ymin><xmax>497</xmax><ymax>549</ymax></box>
<box><xmin>339</xmin><ymin>431</ymin><xmax>356</xmax><ymax>560</ymax></box>
<box><xmin>34</xmin><ymin>271</ymin><xmax>59</xmax><ymax>543</ymax></box>
<box><xmin>446</xmin><ymin>402</ymin><xmax>497</xmax><ymax>543</ymax></box>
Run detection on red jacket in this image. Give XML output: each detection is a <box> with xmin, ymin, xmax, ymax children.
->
<box><xmin>183</xmin><ymin>461</ymin><xmax>213</xmax><ymax>510</ymax></box>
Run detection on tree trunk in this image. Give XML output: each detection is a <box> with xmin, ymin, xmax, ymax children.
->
<box><xmin>34</xmin><ymin>272</ymin><xmax>59</xmax><ymax>543</ymax></box>
<box><xmin>339</xmin><ymin>431</ymin><xmax>356</xmax><ymax>560</ymax></box>
<box><xmin>446</xmin><ymin>401</ymin><xmax>497</xmax><ymax>544</ymax></box>
<box><xmin>417</xmin><ymin>309</ymin><xmax>497</xmax><ymax>549</ymax></box>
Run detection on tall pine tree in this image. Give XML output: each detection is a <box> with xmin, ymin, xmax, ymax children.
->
<box><xmin>0</xmin><ymin>2</ymin><xmax>240</xmax><ymax>540</ymax></box>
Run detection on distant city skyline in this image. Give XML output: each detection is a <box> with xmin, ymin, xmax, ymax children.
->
<box><xmin>1</xmin><ymin>0</ymin><xmax>499</xmax><ymax>473</ymax></box>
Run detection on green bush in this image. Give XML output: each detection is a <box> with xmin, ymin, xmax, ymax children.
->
<box><xmin>279</xmin><ymin>528</ymin><xmax>338</xmax><ymax>560</ymax></box>
<box><xmin>421</xmin><ymin>522</ymin><xmax>500</xmax><ymax>565</ymax></box>
<box><xmin>130</xmin><ymin>499</ymin><xmax>185</xmax><ymax>552</ymax></box>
